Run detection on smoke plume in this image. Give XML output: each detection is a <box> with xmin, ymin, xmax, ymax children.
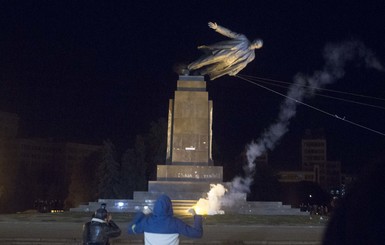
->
<box><xmin>197</xmin><ymin>40</ymin><xmax>383</xmax><ymax>214</ymax></box>
<box><xmin>234</xmin><ymin>40</ymin><xmax>384</xmax><ymax>193</ymax></box>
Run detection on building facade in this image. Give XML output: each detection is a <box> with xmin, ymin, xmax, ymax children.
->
<box><xmin>0</xmin><ymin>110</ymin><xmax>102</xmax><ymax>212</ymax></box>
<box><xmin>278</xmin><ymin>130</ymin><xmax>343</xmax><ymax>193</ymax></box>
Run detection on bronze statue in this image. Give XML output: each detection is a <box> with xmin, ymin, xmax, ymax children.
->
<box><xmin>188</xmin><ymin>22</ymin><xmax>263</xmax><ymax>80</ymax></box>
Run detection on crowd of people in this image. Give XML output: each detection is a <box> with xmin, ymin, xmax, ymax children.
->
<box><xmin>34</xmin><ymin>199</ymin><xmax>63</xmax><ymax>213</ymax></box>
<box><xmin>300</xmin><ymin>203</ymin><xmax>329</xmax><ymax>216</ymax></box>
<box><xmin>299</xmin><ymin>196</ymin><xmax>341</xmax><ymax>217</ymax></box>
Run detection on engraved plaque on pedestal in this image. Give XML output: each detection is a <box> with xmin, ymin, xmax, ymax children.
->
<box><xmin>156</xmin><ymin>165</ymin><xmax>222</xmax><ymax>182</ymax></box>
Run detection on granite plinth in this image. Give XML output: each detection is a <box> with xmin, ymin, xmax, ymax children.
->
<box><xmin>167</xmin><ymin>76</ymin><xmax>213</xmax><ymax>165</ymax></box>
<box><xmin>156</xmin><ymin>165</ymin><xmax>222</xmax><ymax>182</ymax></box>
<box><xmin>148</xmin><ymin>181</ymin><xmax>224</xmax><ymax>193</ymax></box>
<box><xmin>133</xmin><ymin>191</ymin><xmax>209</xmax><ymax>201</ymax></box>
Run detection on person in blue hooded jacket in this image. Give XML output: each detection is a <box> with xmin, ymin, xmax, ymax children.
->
<box><xmin>127</xmin><ymin>194</ymin><xmax>203</xmax><ymax>244</ymax></box>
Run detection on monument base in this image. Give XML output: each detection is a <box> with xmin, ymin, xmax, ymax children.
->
<box><xmin>156</xmin><ymin>165</ymin><xmax>223</xmax><ymax>182</ymax></box>
<box><xmin>148</xmin><ymin>180</ymin><xmax>224</xmax><ymax>193</ymax></box>
<box><xmin>70</xmin><ymin>198</ymin><xmax>307</xmax><ymax>216</ymax></box>
<box><xmin>70</xmin><ymin>165</ymin><xmax>306</xmax><ymax>215</ymax></box>
<box><xmin>69</xmin><ymin>75</ymin><xmax>306</xmax><ymax>215</ymax></box>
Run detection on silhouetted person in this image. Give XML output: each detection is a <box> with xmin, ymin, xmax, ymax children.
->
<box><xmin>322</xmin><ymin>158</ymin><xmax>385</xmax><ymax>244</ymax></box>
<box><xmin>127</xmin><ymin>194</ymin><xmax>203</xmax><ymax>244</ymax></box>
<box><xmin>83</xmin><ymin>204</ymin><xmax>121</xmax><ymax>245</ymax></box>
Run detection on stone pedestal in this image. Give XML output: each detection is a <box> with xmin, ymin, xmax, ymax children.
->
<box><xmin>150</xmin><ymin>75</ymin><xmax>221</xmax><ymax>198</ymax></box>
<box><xmin>166</xmin><ymin>75</ymin><xmax>213</xmax><ymax>165</ymax></box>
<box><xmin>70</xmin><ymin>75</ymin><xmax>305</xmax><ymax>216</ymax></box>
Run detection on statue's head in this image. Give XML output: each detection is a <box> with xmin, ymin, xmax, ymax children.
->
<box><xmin>250</xmin><ymin>39</ymin><xmax>263</xmax><ymax>49</ymax></box>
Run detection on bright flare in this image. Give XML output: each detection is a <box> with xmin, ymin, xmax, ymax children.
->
<box><xmin>191</xmin><ymin>184</ymin><xmax>226</xmax><ymax>215</ymax></box>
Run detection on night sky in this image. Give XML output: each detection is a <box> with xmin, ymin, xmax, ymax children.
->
<box><xmin>1</xmin><ymin>1</ymin><xmax>384</xmax><ymax>172</ymax></box>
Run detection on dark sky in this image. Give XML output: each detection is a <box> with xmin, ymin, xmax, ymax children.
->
<box><xmin>1</xmin><ymin>1</ymin><xmax>384</xmax><ymax>171</ymax></box>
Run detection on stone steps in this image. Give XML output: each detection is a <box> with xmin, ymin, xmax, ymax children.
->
<box><xmin>71</xmin><ymin>197</ymin><xmax>306</xmax><ymax>216</ymax></box>
<box><xmin>70</xmin><ymin>199</ymin><xmax>198</xmax><ymax>214</ymax></box>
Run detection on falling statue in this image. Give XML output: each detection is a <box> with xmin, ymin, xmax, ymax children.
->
<box><xmin>188</xmin><ymin>22</ymin><xmax>263</xmax><ymax>80</ymax></box>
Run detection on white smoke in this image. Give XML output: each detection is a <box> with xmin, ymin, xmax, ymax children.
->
<box><xmin>234</xmin><ymin>40</ymin><xmax>384</xmax><ymax>194</ymax></box>
<box><xmin>196</xmin><ymin>40</ymin><xmax>383</xmax><ymax>214</ymax></box>
<box><xmin>194</xmin><ymin>184</ymin><xmax>226</xmax><ymax>215</ymax></box>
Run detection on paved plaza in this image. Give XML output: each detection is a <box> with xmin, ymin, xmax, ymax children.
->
<box><xmin>0</xmin><ymin>218</ymin><xmax>325</xmax><ymax>244</ymax></box>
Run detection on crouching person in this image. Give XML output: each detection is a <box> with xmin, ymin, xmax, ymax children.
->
<box><xmin>128</xmin><ymin>194</ymin><xmax>203</xmax><ymax>244</ymax></box>
<box><xmin>83</xmin><ymin>204</ymin><xmax>121</xmax><ymax>245</ymax></box>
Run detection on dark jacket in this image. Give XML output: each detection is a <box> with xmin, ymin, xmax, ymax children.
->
<box><xmin>83</xmin><ymin>218</ymin><xmax>121</xmax><ymax>245</ymax></box>
<box><xmin>127</xmin><ymin>194</ymin><xmax>203</xmax><ymax>244</ymax></box>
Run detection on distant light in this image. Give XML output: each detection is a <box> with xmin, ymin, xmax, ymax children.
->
<box><xmin>309</xmin><ymin>194</ymin><xmax>312</xmax><ymax>198</ymax></box>
<box><xmin>185</xmin><ymin>146</ymin><xmax>196</xmax><ymax>150</ymax></box>
<box><xmin>117</xmin><ymin>202</ymin><xmax>124</xmax><ymax>207</ymax></box>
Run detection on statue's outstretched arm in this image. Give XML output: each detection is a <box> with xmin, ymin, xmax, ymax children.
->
<box><xmin>208</xmin><ymin>21</ymin><xmax>244</xmax><ymax>39</ymax></box>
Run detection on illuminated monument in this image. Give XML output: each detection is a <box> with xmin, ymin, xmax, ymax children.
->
<box><xmin>71</xmin><ymin>75</ymin><xmax>304</xmax><ymax>215</ymax></box>
<box><xmin>71</xmin><ymin>75</ymin><xmax>225</xmax><ymax>212</ymax></box>
<box><xmin>144</xmin><ymin>75</ymin><xmax>224</xmax><ymax>199</ymax></box>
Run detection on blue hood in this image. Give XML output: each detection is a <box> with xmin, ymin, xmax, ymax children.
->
<box><xmin>128</xmin><ymin>194</ymin><xmax>203</xmax><ymax>238</ymax></box>
<box><xmin>153</xmin><ymin>194</ymin><xmax>173</xmax><ymax>217</ymax></box>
